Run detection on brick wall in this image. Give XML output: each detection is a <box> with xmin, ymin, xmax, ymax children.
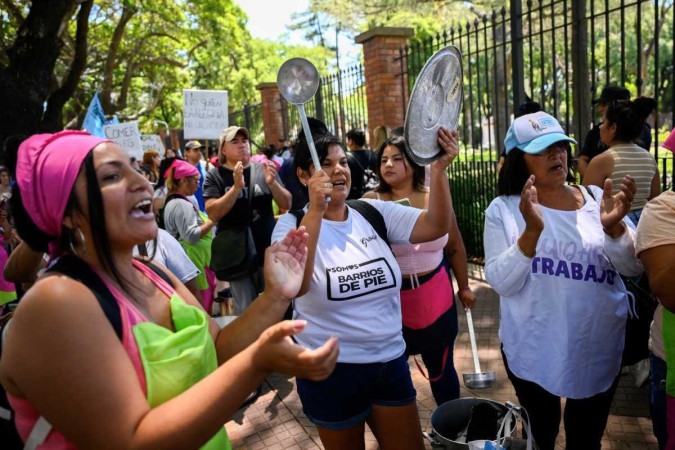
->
<box><xmin>355</xmin><ymin>27</ymin><xmax>413</xmax><ymax>144</ymax></box>
<box><xmin>257</xmin><ymin>82</ymin><xmax>284</xmax><ymax>150</ymax></box>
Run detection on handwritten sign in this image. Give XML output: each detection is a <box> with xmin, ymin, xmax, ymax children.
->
<box><xmin>183</xmin><ymin>89</ymin><xmax>228</xmax><ymax>139</ymax></box>
<box><xmin>141</xmin><ymin>134</ymin><xmax>166</xmax><ymax>155</ymax></box>
<box><xmin>103</xmin><ymin>121</ymin><xmax>143</xmax><ymax>160</ymax></box>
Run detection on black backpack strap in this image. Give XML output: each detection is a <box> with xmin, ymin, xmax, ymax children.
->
<box><xmin>46</xmin><ymin>255</ymin><xmax>122</xmax><ymax>340</ymax></box>
<box><xmin>289</xmin><ymin>209</ymin><xmax>306</xmax><ymax>227</ymax></box>
<box><xmin>581</xmin><ymin>185</ymin><xmax>596</xmax><ymax>202</ymax></box>
<box><xmin>346</xmin><ymin>200</ymin><xmax>390</xmax><ymax>248</ymax></box>
<box><xmin>289</xmin><ymin>201</ymin><xmax>388</xmax><ymax>247</ymax></box>
<box><xmin>138</xmin><ymin>259</ymin><xmax>175</xmax><ymax>288</ymax></box>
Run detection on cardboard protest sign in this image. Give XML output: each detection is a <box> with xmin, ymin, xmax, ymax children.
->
<box><xmin>183</xmin><ymin>89</ymin><xmax>228</xmax><ymax>139</ymax></box>
<box><xmin>141</xmin><ymin>134</ymin><xmax>166</xmax><ymax>155</ymax></box>
<box><xmin>103</xmin><ymin>121</ymin><xmax>143</xmax><ymax>160</ymax></box>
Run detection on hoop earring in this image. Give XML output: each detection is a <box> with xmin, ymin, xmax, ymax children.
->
<box><xmin>69</xmin><ymin>228</ymin><xmax>87</xmax><ymax>256</ymax></box>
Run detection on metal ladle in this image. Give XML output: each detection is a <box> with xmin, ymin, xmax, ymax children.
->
<box><xmin>463</xmin><ymin>308</ymin><xmax>496</xmax><ymax>389</ymax></box>
<box><xmin>276</xmin><ymin>58</ymin><xmax>321</xmax><ymax>172</ymax></box>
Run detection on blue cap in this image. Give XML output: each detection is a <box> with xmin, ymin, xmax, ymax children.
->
<box><xmin>504</xmin><ymin>111</ymin><xmax>577</xmax><ymax>154</ymax></box>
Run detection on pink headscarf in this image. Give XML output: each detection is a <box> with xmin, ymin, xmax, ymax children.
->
<box><xmin>166</xmin><ymin>160</ymin><xmax>199</xmax><ymax>180</ymax></box>
<box><xmin>663</xmin><ymin>128</ymin><xmax>675</xmax><ymax>153</ymax></box>
<box><xmin>16</xmin><ymin>131</ymin><xmax>110</xmax><ymax>238</ymax></box>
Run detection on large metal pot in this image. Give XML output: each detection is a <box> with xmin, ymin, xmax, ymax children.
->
<box><xmin>423</xmin><ymin>398</ymin><xmax>514</xmax><ymax>449</ymax></box>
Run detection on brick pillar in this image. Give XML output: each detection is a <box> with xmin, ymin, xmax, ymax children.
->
<box><xmin>355</xmin><ymin>27</ymin><xmax>413</xmax><ymax>144</ymax></box>
<box><xmin>257</xmin><ymin>82</ymin><xmax>285</xmax><ymax>150</ymax></box>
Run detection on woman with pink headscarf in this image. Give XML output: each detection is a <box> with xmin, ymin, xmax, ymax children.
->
<box><xmin>163</xmin><ymin>159</ymin><xmax>217</xmax><ymax>314</ymax></box>
<box><xmin>0</xmin><ymin>131</ymin><xmax>338</xmax><ymax>449</ymax></box>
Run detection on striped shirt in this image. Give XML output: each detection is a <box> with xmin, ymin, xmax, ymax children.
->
<box><xmin>608</xmin><ymin>143</ymin><xmax>657</xmax><ymax>211</ymax></box>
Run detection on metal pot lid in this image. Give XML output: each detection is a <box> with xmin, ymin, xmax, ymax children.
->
<box><xmin>276</xmin><ymin>58</ymin><xmax>320</xmax><ymax>105</ymax></box>
<box><xmin>404</xmin><ymin>45</ymin><xmax>463</xmax><ymax>165</ymax></box>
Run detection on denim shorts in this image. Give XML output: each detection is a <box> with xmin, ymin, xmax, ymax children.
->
<box><xmin>296</xmin><ymin>353</ymin><xmax>417</xmax><ymax>430</ymax></box>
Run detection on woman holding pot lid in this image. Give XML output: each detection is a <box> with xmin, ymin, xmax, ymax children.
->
<box><xmin>484</xmin><ymin>112</ymin><xmax>642</xmax><ymax>450</ymax></box>
<box><xmin>0</xmin><ymin>131</ymin><xmax>338</xmax><ymax>450</ymax></box>
<box><xmin>272</xmin><ymin>118</ymin><xmax>458</xmax><ymax>450</ymax></box>
<box><xmin>363</xmin><ymin>135</ymin><xmax>475</xmax><ymax>406</ymax></box>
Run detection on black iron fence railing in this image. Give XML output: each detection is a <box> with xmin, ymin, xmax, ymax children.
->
<box><xmin>228</xmin><ymin>103</ymin><xmax>264</xmax><ymax>151</ymax></box>
<box><xmin>398</xmin><ymin>0</ymin><xmax>674</xmax><ymax>261</ymax></box>
<box><xmin>281</xmin><ymin>63</ymin><xmax>369</xmax><ymax>143</ymax></box>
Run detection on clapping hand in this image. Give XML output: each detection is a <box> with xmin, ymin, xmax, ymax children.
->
<box><xmin>252</xmin><ymin>320</ymin><xmax>339</xmax><ymax>381</ymax></box>
<box><xmin>233</xmin><ymin>161</ymin><xmax>245</xmax><ymax>190</ymax></box>
<box><xmin>600</xmin><ymin>175</ymin><xmax>635</xmax><ymax>236</ymax></box>
<box><xmin>264</xmin><ymin>226</ymin><xmax>309</xmax><ymax>302</ymax></box>
<box><xmin>519</xmin><ymin>175</ymin><xmax>544</xmax><ymax>233</ymax></box>
<box><xmin>264</xmin><ymin>161</ymin><xmax>278</xmax><ymax>186</ymax></box>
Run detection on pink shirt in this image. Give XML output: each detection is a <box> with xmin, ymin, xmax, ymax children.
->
<box><xmin>391</xmin><ymin>235</ymin><xmax>448</xmax><ymax>275</ymax></box>
<box><xmin>8</xmin><ymin>261</ymin><xmax>169</xmax><ymax>448</ymax></box>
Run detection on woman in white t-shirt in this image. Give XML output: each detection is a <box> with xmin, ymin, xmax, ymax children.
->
<box><xmin>272</xmin><ymin>119</ymin><xmax>458</xmax><ymax>450</ymax></box>
<box><xmin>484</xmin><ymin>112</ymin><xmax>642</xmax><ymax>450</ymax></box>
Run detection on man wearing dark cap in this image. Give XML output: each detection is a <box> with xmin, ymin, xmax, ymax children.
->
<box><xmin>184</xmin><ymin>140</ymin><xmax>208</xmax><ymax>211</ymax></box>
<box><xmin>204</xmin><ymin>126</ymin><xmax>291</xmax><ymax>314</ymax></box>
<box><xmin>578</xmin><ymin>86</ymin><xmax>651</xmax><ymax>177</ymax></box>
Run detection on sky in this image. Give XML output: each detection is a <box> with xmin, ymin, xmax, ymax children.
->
<box><xmin>235</xmin><ymin>0</ymin><xmax>360</xmax><ymax>67</ymax></box>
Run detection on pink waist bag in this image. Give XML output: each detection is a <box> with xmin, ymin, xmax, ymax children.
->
<box><xmin>400</xmin><ymin>265</ymin><xmax>454</xmax><ymax>330</ymax></box>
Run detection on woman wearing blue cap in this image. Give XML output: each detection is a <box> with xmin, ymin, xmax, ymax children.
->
<box><xmin>484</xmin><ymin>112</ymin><xmax>642</xmax><ymax>449</ymax></box>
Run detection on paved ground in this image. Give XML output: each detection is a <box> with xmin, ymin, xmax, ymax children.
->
<box><xmin>222</xmin><ymin>267</ymin><xmax>659</xmax><ymax>449</ymax></box>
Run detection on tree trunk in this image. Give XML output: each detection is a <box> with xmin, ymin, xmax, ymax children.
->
<box><xmin>100</xmin><ymin>4</ymin><xmax>136</xmax><ymax>113</ymax></box>
<box><xmin>43</xmin><ymin>0</ymin><xmax>94</xmax><ymax>131</ymax></box>
<box><xmin>0</xmin><ymin>0</ymin><xmax>74</xmax><ymax>158</ymax></box>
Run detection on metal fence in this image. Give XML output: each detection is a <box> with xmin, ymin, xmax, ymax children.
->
<box><xmin>281</xmin><ymin>63</ymin><xmax>369</xmax><ymax>143</ymax></box>
<box><xmin>397</xmin><ymin>0</ymin><xmax>675</xmax><ymax>261</ymax></box>
<box><xmin>228</xmin><ymin>103</ymin><xmax>264</xmax><ymax>151</ymax></box>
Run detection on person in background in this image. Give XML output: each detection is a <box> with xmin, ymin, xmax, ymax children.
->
<box><xmin>208</xmin><ymin>146</ymin><xmax>220</xmax><ymax>168</ymax></box>
<box><xmin>0</xmin><ymin>131</ymin><xmax>338</xmax><ymax>450</ymax></box>
<box><xmin>0</xmin><ymin>167</ymin><xmax>12</xmax><ymax>201</ymax></box>
<box><xmin>583</xmin><ymin>96</ymin><xmax>659</xmax><ymax>225</ymax></box>
<box><xmin>371</xmin><ymin>125</ymin><xmax>389</xmax><ymax>155</ymax></box>
<box><xmin>273</xmin><ymin>117</ymin><xmax>458</xmax><ymax>450</ymax></box>
<box><xmin>183</xmin><ymin>140</ymin><xmax>208</xmax><ymax>212</ymax></box>
<box><xmin>578</xmin><ymin>85</ymin><xmax>652</xmax><ymax>178</ymax></box>
<box><xmin>204</xmin><ymin>126</ymin><xmax>291</xmax><ymax>314</ymax></box>
<box><xmin>496</xmin><ymin>101</ymin><xmax>543</xmax><ymax>176</ymax></box>
<box><xmin>345</xmin><ymin>128</ymin><xmax>378</xmax><ymax>199</ymax></box>
<box><xmin>484</xmin><ymin>111</ymin><xmax>641</xmax><ymax>450</ymax></box>
<box><xmin>163</xmin><ymin>160</ymin><xmax>217</xmax><ymax>314</ymax></box>
<box><xmin>142</xmin><ymin>149</ymin><xmax>161</xmax><ymax>184</ymax></box>
<box><xmin>279</xmin><ymin>140</ymin><xmax>308</xmax><ymax>211</ymax></box>
<box><xmin>165</xmin><ymin>148</ymin><xmax>177</xmax><ymax>159</ymax></box>
<box><xmin>363</xmin><ymin>136</ymin><xmax>475</xmax><ymax>406</ymax></box>
<box><xmin>633</xmin><ymin>128</ymin><xmax>675</xmax><ymax>450</ymax></box>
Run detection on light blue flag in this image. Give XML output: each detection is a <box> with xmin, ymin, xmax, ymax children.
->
<box><xmin>82</xmin><ymin>92</ymin><xmax>107</xmax><ymax>137</ymax></box>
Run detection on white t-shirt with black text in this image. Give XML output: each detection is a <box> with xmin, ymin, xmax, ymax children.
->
<box><xmin>272</xmin><ymin>199</ymin><xmax>422</xmax><ymax>364</ymax></box>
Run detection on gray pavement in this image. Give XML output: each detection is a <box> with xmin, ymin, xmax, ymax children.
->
<box><xmin>223</xmin><ymin>268</ymin><xmax>659</xmax><ymax>449</ymax></box>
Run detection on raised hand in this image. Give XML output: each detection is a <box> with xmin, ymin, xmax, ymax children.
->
<box><xmin>233</xmin><ymin>161</ymin><xmax>245</xmax><ymax>190</ymax></box>
<box><xmin>600</xmin><ymin>175</ymin><xmax>635</xmax><ymax>235</ymax></box>
<box><xmin>306</xmin><ymin>169</ymin><xmax>332</xmax><ymax>212</ymax></box>
<box><xmin>432</xmin><ymin>127</ymin><xmax>460</xmax><ymax>170</ymax></box>
<box><xmin>519</xmin><ymin>175</ymin><xmax>544</xmax><ymax>233</ymax></box>
<box><xmin>264</xmin><ymin>161</ymin><xmax>278</xmax><ymax>186</ymax></box>
<box><xmin>252</xmin><ymin>320</ymin><xmax>339</xmax><ymax>381</ymax></box>
<box><xmin>264</xmin><ymin>226</ymin><xmax>309</xmax><ymax>302</ymax></box>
